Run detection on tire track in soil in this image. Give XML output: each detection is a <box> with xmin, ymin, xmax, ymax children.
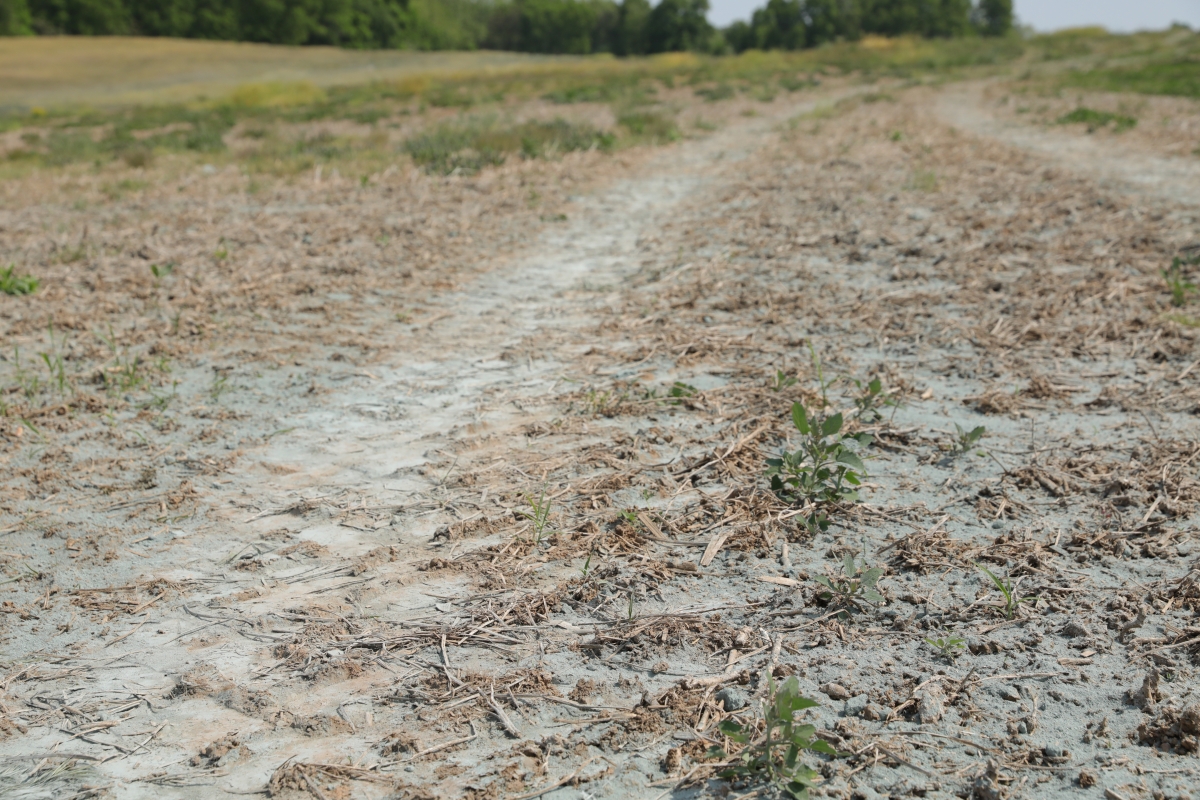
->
<box><xmin>936</xmin><ymin>82</ymin><xmax>1200</xmax><ymax>208</ymax></box>
<box><xmin>0</xmin><ymin>98</ymin><xmax>822</xmax><ymax>797</ymax></box>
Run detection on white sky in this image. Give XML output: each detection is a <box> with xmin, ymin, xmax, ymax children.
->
<box><xmin>706</xmin><ymin>0</ymin><xmax>1200</xmax><ymax>33</ymax></box>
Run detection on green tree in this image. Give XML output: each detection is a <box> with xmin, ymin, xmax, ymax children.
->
<box><xmin>28</xmin><ymin>0</ymin><xmax>130</xmax><ymax>34</ymax></box>
<box><xmin>723</xmin><ymin>17</ymin><xmax>753</xmax><ymax>52</ymax></box>
<box><xmin>646</xmin><ymin>0</ymin><xmax>712</xmax><ymax>53</ymax></box>
<box><xmin>974</xmin><ymin>0</ymin><xmax>1011</xmax><ymax>36</ymax></box>
<box><xmin>615</xmin><ymin>0</ymin><xmax>649</xmax><ymax>54</ymax></box>
<box><xmin>803</xmin><ymin>0</ymin><xmax>861</xmax><ymax>46</ymax></box>
<box><xmin>127</xmin><ymin>0</ymin><xmax>194</xmax><ymax>37</ymax></box>
<box><xmin>0</xmin><ymin>0</ymin><xmax>33</xmax><ymax>35</ymax></box>
<box><xmin>189</xmin><ymin>0</ymin><xmax>240</xmax><ymax>39</ymax></box>
<box><xmin>749</xmin><ymin>0</ymin><xmax>806</xmax><ymax>50</ymax></box>
<box><xmin>518</xmin><ymin>0</ymin><xmax>599</xmax><ymax>53</ymax></box>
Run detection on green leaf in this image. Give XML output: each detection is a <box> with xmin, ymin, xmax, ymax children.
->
<box><xmin>863</xmin><ymin>589</ymin><xmax>885</xmax><ymax>604</ymax></box>
<box><xmin>976</xmin><ymin>562</ymin><xmax>1004</xmax><ymax>592</ymax></box>
<box><xmin>792</xmin><ymin>402</ymin><xmax>810</xmax><ymax>434</ymax></box>
<box><xmin>813</xmin><ymin>576</ymin><xmax>834</xmax><ymax>591</ymax></box>
<box><xmin>860</xmin><ymin>567</ymin><xmax>883</xmax><ymax>587</ymax></box>
<box><xmin>843</xmin><ymin>472</ymin><xmax>862</xmax><ymax>486</ymax></box>
<box><xmin>842</xmin><ymin>553</ymin><xmax>856</xmax><ymax>578</ymax></box>
<box><xmin>836</xmin><ymin>451</ymin><xmax>865</xmax><ymax>471</ymax></box>
<box><xmin>868</xmin><ymin>378</ymin><xmax>881</xmax><ymax>395</ymax></box>
<box><xmin>792</xmin><ymin>723</ymin><xmax>817</xmax><ymax>739</ymax></box>
<box><xmin>706</xmin><ymin>745</ymin><xmax>727</xmax><ymax>759</ymax></box>
<box><xmin>810</xmin><ymin>738</ymin><xmax>839</xmax><ymax>755</ymax></box>
<box><xmin>821</xmin><ymin>412</ymin><xmax>843</xmax><ymax>437</ymax></box>
<box><xmin>717</xmin><ymin>720</ymin><xmax>743</xmax><ymax>736</ymax></box>
<box><xmin>784</xmin><ymin>782</ymin><xmax>810</xmax><ymax>800</ymax></box>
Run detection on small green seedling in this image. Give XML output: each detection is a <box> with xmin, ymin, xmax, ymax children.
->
<box><xmin>976</xmin><ymin>563</ymin><xmax>1036</xmax><ymax>619</ymax></box>
<box><xmin>579</xmin><ymin>553</ymin><xmax>592</xmax><ymax>577</ymax></box>
<box><xmin>0</xmin><ymin>265</ymin><xmax>38</xmax><ymax>296</ymax></box>
<box><xmin>708</xmin><ymin>676</ymin><xmax>837</xmax><ymax>799</ymax></box>
<box><xmin>668</xmin><ymin>381</ymin><xmax>697</xmax><ymax>403</ymax></box>
<box><xmin>1163</xmin><ymin>254</ymin><xmax>1199</xmax><ymax>307</ymax></box>
<box><xmin>925</xmin><ymin>635</ymin><xmax>966</xmax><ymax>662</ymax></box>
<box><xmin>813</xmin><ymin>554</ymin><xmax>885</xmax><ymax>616</ymax></box>
<box><xmin>766</xmin><ymin>403</ymin><xmax>871</xmax><ymax>530</ymax></box>
<box><xmin>210</xmin><ymin>372</ymin><xmax>229</xmax><ymax>402</ymax></box>
<box><xmin>952</xmin><ymin>423</ymin><xmax>986</xmax><ymax>455</ymax></box>
<box><xmin>520</xmin><ymin>489</ymin><xmax>552</xmax><ymax>544</ymax></box>
<box><xmin>848</xmin><ymin>376</ymin><xmax>895</xmax><ymax>422</ymax></box>
<box><xmin>149</xmin><ymin>262</ymin><xmax>175</xmax><ymax>281</ymax></box>
<box><xmin>771</xmin><ymin>370</ymin><xmax>798</xmax><ymax>392</ymax></box>
<box><xmin>766</xmin><ymin>343</ymin><xmax>873</xmax><ymax>530</ymax></box>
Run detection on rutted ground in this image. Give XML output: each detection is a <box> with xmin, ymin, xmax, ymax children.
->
<box><xmin>2</xmin><ymin>78</ymin><xmax>1200</xmax><ymax>800</ymax></box>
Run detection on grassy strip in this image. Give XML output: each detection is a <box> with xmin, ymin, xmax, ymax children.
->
<box><xmin>0</xmin><ymin>37</ymin><xmax>1030</xmax><ymax>173</ymax></box>
<box><xmin>1061</xmin><ymin>59</ymin><xmax>1200</xmax><ymax>99</ymax></box>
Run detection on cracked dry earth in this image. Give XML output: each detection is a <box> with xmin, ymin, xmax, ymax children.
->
<box><xmin>3</xmin><ymin>80</ymin><xmax>1200</xmax><ymax>800</ymax></box>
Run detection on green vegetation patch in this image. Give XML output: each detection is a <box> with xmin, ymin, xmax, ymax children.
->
<box><xmin>1062</xmin><ymin>59</ymin><xmax>1200</xmax><ymax>99</ymax></box>
<box><xmin>615</xmin><ymin>109</ymin><xmax>679</xmax><ymax>143</ymax></box>
<box><xmin>404</xmin><ymin>116</ymin><xmax>615</xmax><ymax>175</ymax></box>
<box><xmin>1056</xmin><ymin>107</ymin><xmax>1137</xmax><ymax>133</ymax></box>
<box><xmin>0</xmin><ymin>265</ymin><xmax>39</xmax><ymax>296</ymax></box>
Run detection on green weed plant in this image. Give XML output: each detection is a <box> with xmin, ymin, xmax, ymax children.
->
<box><xmin>708</xmin><ymin>676</ymin><xmax>836</xmax><ymax>800</ymax></box>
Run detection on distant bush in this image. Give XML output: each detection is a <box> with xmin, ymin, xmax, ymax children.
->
<box><xmin>725</xmin><ymin>0</ymin><xmax>1014</xmax><ymax>53</ymax></box>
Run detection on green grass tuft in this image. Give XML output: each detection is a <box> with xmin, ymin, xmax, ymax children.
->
<box><xmin>0</xmin><ymin>265</ymin><xmax>38</xmax><ymax>296</ymax></box>
<box><xmin>404</xmin><ymin>116</ymin><xmax>614</xmax><ymax>175</ymax></box>
<box><xmin>1056</xmin><ymin>107</ymin><xmax>1138</xmax><ymax>132</ymax></box>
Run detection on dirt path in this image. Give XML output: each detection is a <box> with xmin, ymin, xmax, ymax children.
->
<box><xmin>0</xmin><ymin>96</ymin><xmax>813</xmax><ymax>798</ymax></box>
<box><xmin>936</xmin><ymin>81</ymin><xmax>1200</xmax><ymax>208</ymax></box>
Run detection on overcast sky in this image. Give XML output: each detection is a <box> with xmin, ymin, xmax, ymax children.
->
<box><xmin>706</xmin><ymin>0</ymin><xmax>1200</xmax><ymax>32</ymax></box>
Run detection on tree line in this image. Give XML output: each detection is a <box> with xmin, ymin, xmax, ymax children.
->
<box><xmin>0</xmin><ymin>0</ymin><xmax>1014</xmax><ymax>53</ymax></box>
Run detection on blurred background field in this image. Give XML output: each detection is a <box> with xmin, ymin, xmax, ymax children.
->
<box><xmin>0</xmin><ymin>24</ymin><xmax>1197</xmax><ymax>183</ymax></box>
<box><xmin>0</xmin><ymin>36</ymin><xmax>567</xmax><ymax>108</ymax></box>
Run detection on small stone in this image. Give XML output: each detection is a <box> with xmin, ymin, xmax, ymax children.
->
<box><xmin>915</xmin><ymin>685</ymin><xmax>945</xmax><ymax>725</ymax></box>
<box><xmin>1128</xmin><ymin>670</ymin><xmax>1160</xmax><ymax>711</ymax></box>
<box><xmin>1181</xmin><ymin>703</ymin><xmax>1200</xmax><ymax>736</ymax></box>
<box><xmin>1044</xmin><ymin>743</ymin><xmax>1067</xmax><ymax>759</ymax></box>
<box><xmin>1061</xmin><ymin>621</ymin><xmax>1091</xmax><ymax>638</ymax></box>
<box><xmin>992</xmin><ymin>520</ymin><xmax>1005</xmax><ymax>529</ymax></box>
<box><xmin>845</xmin><ymin>694</ymin><xmax>869</xmax><ymax>717</ymax></box>
<box><xmin>972</xmin><ymin>760</ymin><xmax>1002</xmax><ymax>800</ymax></box>
<box><xmin>716</xmin><ymin>687</ymin><xmax>748</xmax><ymax>712</ymax></box>
<box><xmin>821</xmin><ymin>682</ymin><xmax>850</xmax><ymax>701</ymax></box>
<box><xmin>999</xmin><ymin>686</ymin><xmax>1021</xmax><ymax>702</ymax></box>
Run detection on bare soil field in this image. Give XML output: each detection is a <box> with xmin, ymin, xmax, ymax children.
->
<box><xmin>2</xmin><ymin>36</ymin><xmax>1200</xmax><ymax>800</ymax></box>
